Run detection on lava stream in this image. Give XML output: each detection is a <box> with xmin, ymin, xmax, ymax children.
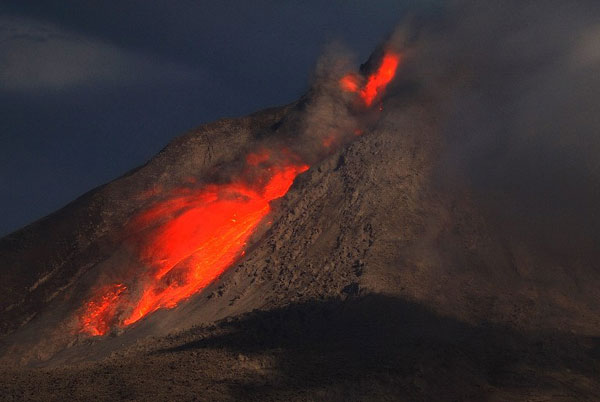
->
<box><xmin>340</xmin><ymin>51</ymin><xmax>401</xmax><ymax>106</ymax></box>
<box><xmin>78</xmin><ymin>50</ymin><xmax>400</xmax><ymax>336</ymax></box>
<box><xmin>79</xmin><ymin>159</ymin><xmax>307</xmax><ymax>335</ymax></box>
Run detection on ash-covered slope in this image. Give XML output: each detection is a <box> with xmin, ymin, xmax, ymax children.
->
<box><xmin>2</xmin><ymin>92</ymin><xmax>600</xmax><ymax>401</ymax></box>
<box><xmin>0</xmin><ymin>104</ymin><xmax>296</xmax><ymax>361</ymax></box>
<box><xmin>0</xmin><ymin>106</ymin><xmax>289</xmax><ymax>336</ymax></box>
<box><xmin>2</xmin><ymin>2</ymin><xmax>600</xmax><ymax>400</ymax></box>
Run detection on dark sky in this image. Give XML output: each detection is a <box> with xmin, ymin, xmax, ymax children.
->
<box><xmin>0</xmin><ymin>1</ymin><xmax>426</xmax><ymax>236</ymax></box>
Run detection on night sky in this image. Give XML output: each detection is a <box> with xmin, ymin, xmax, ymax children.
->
<box><xmin>0</xmin><ymin>1</ymin><xmax>427</xmax><ymax>236</ymax></box>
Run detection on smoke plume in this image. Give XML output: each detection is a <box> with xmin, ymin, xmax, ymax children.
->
<box><xmin>382</xmin><ymin>0</ymin><xmax>600</xmax><ymax>249</ymax></box>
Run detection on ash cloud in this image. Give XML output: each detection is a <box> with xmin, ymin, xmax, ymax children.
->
<box><xmin>382</xmin><ymin>0</ymin><xmax>600</xmax><ymax>247</ymax></box>
<box><xmin>296</xmin><ymin>43</ymin><xmax>362</xmax><ymax>162</ymax></box>
<box><xmin>217</xmin><ymin>0</ymin><xmax>600</xmax><ymax>251</ymax></box>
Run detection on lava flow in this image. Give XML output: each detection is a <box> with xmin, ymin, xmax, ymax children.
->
<box><xmin>79</xmin><ymin>283</ymin><xmax>127</xmax><ymax>336</ymax></box>
<box><xmin>123</xmin><ymin>160</ymin><xmax>308</xmax><ymax>327</ymax></box>
<box><xmin>340</xmin><ymin>51</ymin><xmax>401</xmax><ymax>107</ymax></box>
<box><xmin>79</xmin><ymin>154</ymin><xmax>307</xmax><ymax>336</ymax></box>
<box><xmin>78</xmin><ymin>50</ymin><xmax>400</xmax><ymax>336</ymax></box>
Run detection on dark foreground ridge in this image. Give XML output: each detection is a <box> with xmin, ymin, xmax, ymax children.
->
<box><xmin>2</xmin><ymin>294</ymin><xmax>599</xmax><ymax>401</ymax></box>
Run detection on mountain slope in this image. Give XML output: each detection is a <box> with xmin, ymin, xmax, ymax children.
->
<box><xmin>2</xmin><ymin>5</ymin><xmax>600</xmax><ymax>398</ymax></box>
<box><xmin>1</xmin><ymin>97</ymin><xmax>599</xmax><ymax>399</ymax></box>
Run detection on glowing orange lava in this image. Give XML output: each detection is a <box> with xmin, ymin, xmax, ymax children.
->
<box><xmin>339</xmin><ymin>51</ymin><xmax>401</xmax><ymax>106</ymax></box>
<box><xmin>79</xmin><ymin>51</ymin><xmax>400</xmax><ymax>336</ymax></box>
<box><xmin>123</xmin><ymin>163</ymin><xmax>307</xmax><ymax>326</ymax></box>
<box><xmin>79</xmin><ymin>283</ymin><xmax>127</xmax><ymax>336</ymax></box>
<box><xmin>79</xmin><ymin>155</ymin><xmax>307</xmax><ymax>336</ymax></box>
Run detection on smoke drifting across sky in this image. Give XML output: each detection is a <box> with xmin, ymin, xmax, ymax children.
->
<box><xmin>379</xmin><ymin>0</ymin><xmax>600</xmax><ymax>248</ymax></box>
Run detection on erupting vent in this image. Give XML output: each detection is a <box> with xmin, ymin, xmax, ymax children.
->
<box><xmin>340</xmin><ymin>52</ymin><xmax>401</xmax><ymax>106</ymax></box>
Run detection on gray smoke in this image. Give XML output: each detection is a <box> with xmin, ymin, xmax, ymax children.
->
<box><xmin>382</xmin><ymin>0</ymin><xmax>600</xmax><ymax>249</ymax></box>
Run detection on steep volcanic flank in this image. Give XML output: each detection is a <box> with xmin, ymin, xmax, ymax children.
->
<box><xmin>2</xmin><ymin>4</ymin><xmax>600</xmax><ymax>400</ymax></box>
<box><xmin>75</xmin><ymin>51</ymin><xmax>400</xmax><ymax>337</ymax></box>
<box><xmin>0</xmin><ymin>48</ymin><xmax>406</xmax><ymax>361</ymax></box>
<box><xmin>79</xmin><ymin>151</ymin><xmax>309</xmax><ymax>336</ymax></box>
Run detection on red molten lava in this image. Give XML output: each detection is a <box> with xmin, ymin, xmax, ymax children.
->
<box><xmin>79</xmin><ymin>51</ymin><xmax>401</xmax><ymax>336</ymax></box>
<box><xmin>79</xmin><ymin>153</ymin><xmax>307</xmax><ymax>336</ymax></box>
<box><xmin>79</xmin><ymin>283</ymin><xmax>127</xmax><ymax>336</ymax></box>
<box><xmin>340</xmin><ymin>51</ymin><xmax>401</xmax><ymax>107</ymax></box>
<box><xmin>123</xmin><ymin>163</ymin><xmax>307</xmax><ymax>326</ymax></box>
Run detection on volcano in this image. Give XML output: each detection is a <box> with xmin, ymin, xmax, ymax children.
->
<box><xmin>2</xmin><ymin>9</ymin><xmax>600</xmax><ymax>401</ymax></box>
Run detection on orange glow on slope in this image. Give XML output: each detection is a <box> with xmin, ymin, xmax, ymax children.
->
<box><xmin>79</xmin><ymin>51</ymin><xmax>400</xmax><ymax>336</ymax></box>
<box><xmin>360</xmin><ymin>53</ymin><xmax>400</xmax><ymax>106</ymax></box>
<box><xmin>246</xmin><ymin>149</ymin><xmax>271</xmax><ymax>166</ymax></box>
<box><xmin>339</xmin><ymin>74</ymin><xmax>359</xmax><ymax>92</ymax></box>
<box><xmin>123</xmin><ymin>164</ymin><xmax>307</xmax><ymax>326</ymax></box>
<box><xmin>79</xmin><ymin>155</ymin><xmax>307</xmax><ymax>336</ymax></box>
<box><xmin>339</xmin><ymin>51</ymin><xmax>401</xmax><ymax>106</ymax></box>
<box><xmin>79</xmin><ymin>283</ymin><xmax>127</xmax><ymax>336</ymax></box>
<box><xmin>322</xmin><ymin>133</ymin><xmax>337</xmax><ymax>148</ymax></box>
